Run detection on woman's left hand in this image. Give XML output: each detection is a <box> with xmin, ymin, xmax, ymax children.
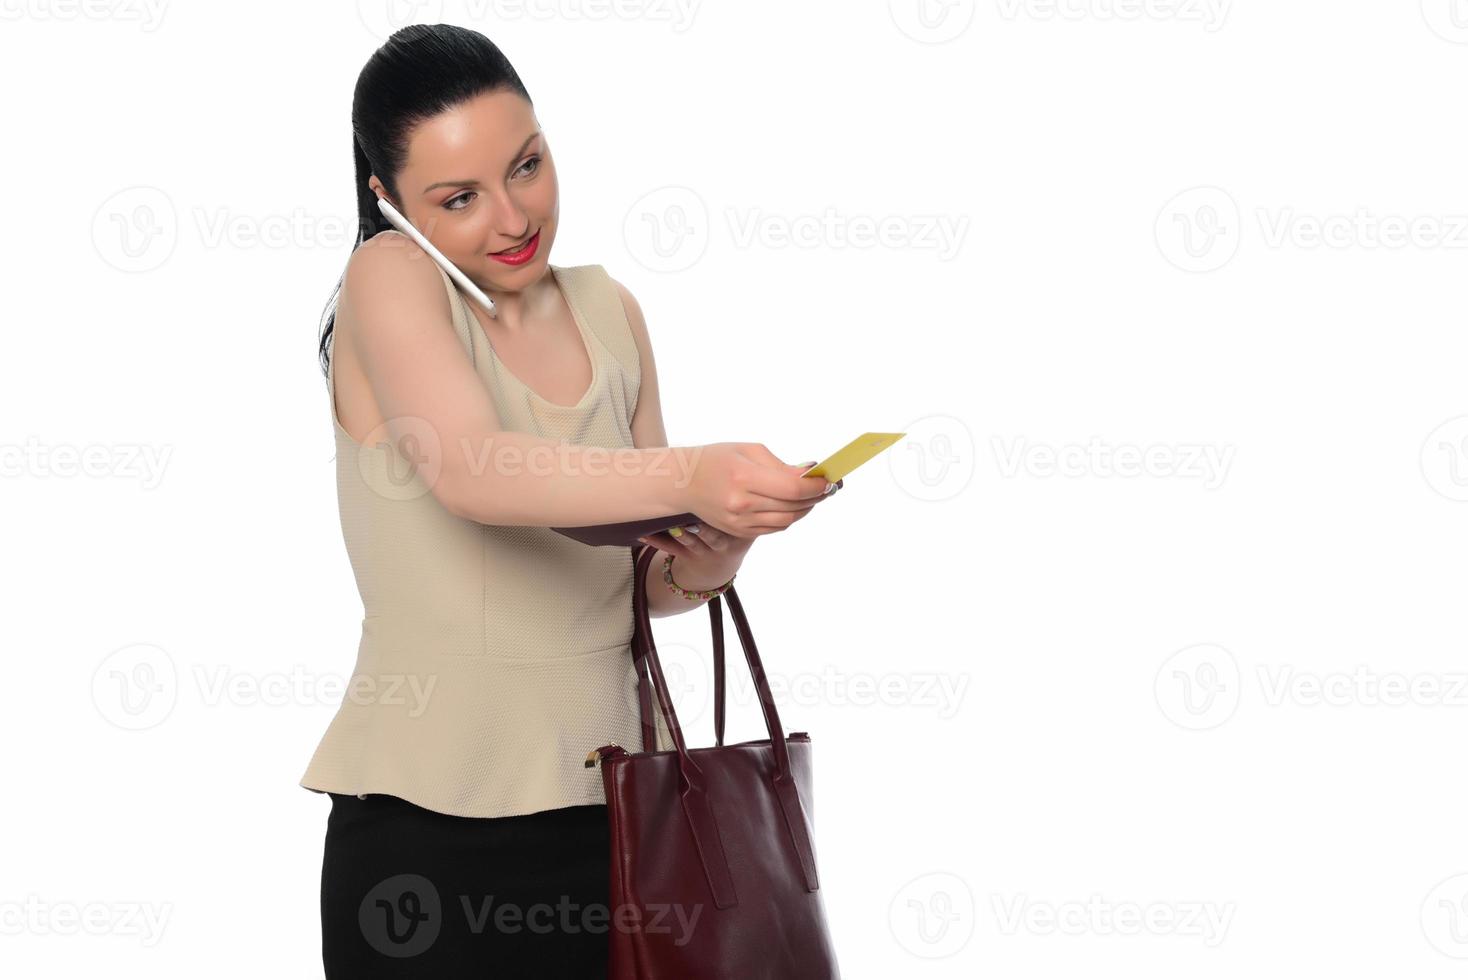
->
<box><xmin>636</xmin><ymin>522</ymin><xmax>750</xmax><ymax>565</ymax></box>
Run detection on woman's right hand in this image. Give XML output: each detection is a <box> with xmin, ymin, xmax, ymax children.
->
<box><xmin>678</xmin><ymin>442</ymin><xmax>835</xmax><ymax>538</ymax></box>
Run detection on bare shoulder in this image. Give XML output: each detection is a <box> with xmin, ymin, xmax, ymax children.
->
<box><xmin>340</xmin><ymin>229</ymin><xmax>448</xmax><ymax>323</ymax></box>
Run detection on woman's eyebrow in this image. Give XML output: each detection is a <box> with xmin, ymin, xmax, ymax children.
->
<box><xmin>422</xmin><ymin>131</ymin><xmax>543</xmax><ymax>193</ymax></box>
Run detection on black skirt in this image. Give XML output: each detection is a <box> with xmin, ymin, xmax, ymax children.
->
<box><xmin>319</xmin><ymin>791</ymin><xmax>611</xmax><ymax>978</ymax></box>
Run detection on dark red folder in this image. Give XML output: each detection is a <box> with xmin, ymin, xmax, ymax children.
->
<box><xmin>549</xmin><ymin>512</ymin><xmax>702</xmax><ymax>547</ymax></box>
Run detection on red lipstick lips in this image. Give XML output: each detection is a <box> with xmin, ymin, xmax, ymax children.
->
<box><xmin>489</xmin><ymin>229</ymin><xmax>540</xmax><ymax>266</ymax></box>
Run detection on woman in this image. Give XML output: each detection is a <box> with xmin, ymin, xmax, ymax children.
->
<box><xmin>301</xmin><ymin>23</ymin><xmax>839</xmax><ymax>977</ymax></box>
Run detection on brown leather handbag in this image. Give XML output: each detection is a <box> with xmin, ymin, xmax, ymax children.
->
<box><xmin>584</xmin><ymin>544</ymin><xmax>842</xmax><ymax>979</ymax></box>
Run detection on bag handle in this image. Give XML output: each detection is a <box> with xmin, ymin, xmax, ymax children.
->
<box><xmin>628</xmin><ymin>546</ymin><xmax>725</xmax><ymax>750</ymax></box>
<box><xmin>627</xmin><ymin>544</ymin><xmax>821</xmax><ymax>903</ymax></box>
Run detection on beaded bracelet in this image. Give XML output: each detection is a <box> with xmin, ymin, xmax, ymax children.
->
<box><xmin>662</xmin><ymin>552</ymin><xmax>735</xmax><ymax>601</ymax></box>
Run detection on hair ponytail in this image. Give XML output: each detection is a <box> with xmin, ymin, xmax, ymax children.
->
<box><xmin>352</xmin><ymin>133</ymin><xmax>393</xmax><ymax>242</ymax></box>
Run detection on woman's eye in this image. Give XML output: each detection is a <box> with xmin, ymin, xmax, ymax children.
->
<box><xmin>442</xmin><ymin>160</ymin><xmax>537</xmax><ymax>210</ymax></box>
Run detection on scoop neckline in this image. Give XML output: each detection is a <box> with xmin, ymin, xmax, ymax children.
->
<box><xmin>461</xmin><ymin>264</ymin><xmax>600</xmax><ymax>412</ymax></box>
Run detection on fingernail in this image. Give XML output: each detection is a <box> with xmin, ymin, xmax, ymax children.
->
<box><xmin>798</xmin><ymin>460</ymin><xmax>817</xmax><ymax>469</ymax></box>
<box><xmin>668</xmin><ymin>526</ymin><xmax>683</xmax><ymax>538</ymax></box>
<box><xmin>685</xmin><ymin>524</ymin><xmax>701</xmax><ymax>534</ymax></box>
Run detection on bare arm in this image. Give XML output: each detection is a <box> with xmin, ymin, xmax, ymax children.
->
<box><xmin>337</xmin><ymin>233</ymin><xmax>694</xmax><ymax>527</ymax></box>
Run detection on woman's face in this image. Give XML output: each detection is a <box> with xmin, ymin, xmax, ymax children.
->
<box><xmin>376</xmin><ymin>89</ymin><xmax>559</xmax><ymax>294</ymax></box>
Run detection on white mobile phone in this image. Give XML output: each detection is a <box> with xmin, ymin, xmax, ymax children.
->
<box><xmin>375</xmin><ymin>197</ymin><xmax>498</xmax><ymax>317</ymax></box>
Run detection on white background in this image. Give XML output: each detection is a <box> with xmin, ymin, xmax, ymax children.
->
<box><xmin>3</xmin><ymin>0</ymin><xmax>1467</xmax><ymax>976</ymax></box>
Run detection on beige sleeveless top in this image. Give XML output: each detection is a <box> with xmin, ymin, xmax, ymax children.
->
<box><xmin>299</xmin><ymin>247</ymin><xmax>672</xmax><ymax>818</ymax></box>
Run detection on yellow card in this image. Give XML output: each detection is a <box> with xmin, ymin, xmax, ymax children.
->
<box><xmin>800</xmin><ymin>432</ymin><xmax>905</xmax><ymax>484</ymax></box>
